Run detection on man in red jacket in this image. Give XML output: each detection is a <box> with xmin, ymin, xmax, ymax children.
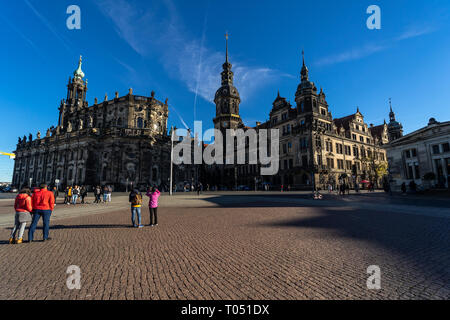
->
<box><xmin>28</xmin><ymin>183</ymin><xmax>55</xmax><ymax>242</ymax></box>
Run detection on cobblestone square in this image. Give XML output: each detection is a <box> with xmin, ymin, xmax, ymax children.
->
<box><xmin>0</xmin><ymin>192</ymin><xmax>449</xmax><ymax>300</ymax></box>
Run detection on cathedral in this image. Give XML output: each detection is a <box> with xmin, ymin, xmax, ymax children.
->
<box><xmin>206</xmin><ymin>37</ymin><xmax>403</xmax><ymax>190</ymax></box>
<box><xmin>12</xmin><ymin>57</ymin><xmax>171</xmax><ymax>190</ymax></box>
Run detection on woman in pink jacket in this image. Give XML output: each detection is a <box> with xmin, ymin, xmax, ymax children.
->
<box><xmin>146</xmin><ymin>187</ymin><xmax>160</xmax><ymax>226</ymax></box>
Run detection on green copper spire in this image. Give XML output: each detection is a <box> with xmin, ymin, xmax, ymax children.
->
<box><xmin>73</xmin><ymin>55</ymin><xmax>85</xmax><ymax>79</ymax></box>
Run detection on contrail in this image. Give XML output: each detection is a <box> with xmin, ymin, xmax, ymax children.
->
<box><xmin>168</xmin><ymin>104</ymin><xmax>190</xmax><ymax>130</ymax></box>
<box><xmin>193</xmin><ymin>7</ymin><xmax>209</xmax><ymax>124</ymax></box>
<box><xmin>25</xmin><ymin>0</ymin><xmax>73</xmax><ymax>54</ymax></box>
<box><xmin>0</xmin><ymin>12</ymin><xmax>45</xmax><ymax>61</ymax></box>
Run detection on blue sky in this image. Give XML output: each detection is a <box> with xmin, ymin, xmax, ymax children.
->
<box><xmin>0</xmin><ymin>0</ymin><xmax>449</xmax><ymax>181</ymax></box>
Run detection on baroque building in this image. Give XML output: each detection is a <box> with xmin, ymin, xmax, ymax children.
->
<box><xmin>12</xmin><ymin>57</ymin><xmax>171</xmax><ymax>190</ymax></box>
<box><xmin>206</xmin><ymin>44</ymin><xmax>393</xmax><ymax>190</ymax></box>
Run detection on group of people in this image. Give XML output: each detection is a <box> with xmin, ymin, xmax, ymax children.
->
<box><xmin>9</xmin><ymin>183</ymin><xmax>55</xmax><ymax>244</ymax></box>
<box><xmin>128</xmin><ymin>187</ymin><xmax>161</xmax><ymax>228</ymax></box>
<box><xmin>62</xmin><ymin>185</ymin><xmax>112</xmax><ymax>205</ymax></box>
<box><xmin>8</xmin><ymin>184</ymin><xmax>162</xmax><ymax>244</ymax></box>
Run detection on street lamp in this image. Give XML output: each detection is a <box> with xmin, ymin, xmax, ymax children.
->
<box><xmin>169</xmin><ymin>125</ymin><xmax>174</xmax><ymax>196</ymax></box>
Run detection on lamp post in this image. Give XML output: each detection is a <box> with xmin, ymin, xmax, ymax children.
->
<box><xmin>169</xmin><ymin>125</ymin><xmax>174</xmax><ymax>196</ymax></box>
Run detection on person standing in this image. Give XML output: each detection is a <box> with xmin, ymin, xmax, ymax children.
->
<box><xmin>28</xmin><ymin>184</ymin><xmax>55</xmax><ymax>242</ymax></box>
<box><xmin>129</xmin><ymin>189</ymin><xmax>143</xmax><ymax>228</ymax></box>
<box><xmin>93</xmin><ymin>186</ymin><xmax>100</xmax><ymax>203</ymax></box>
<box><xmin>72</xmin><ymin>185</ymin><xmax>79</xmax><ymax>205</ymax></box>
<box><xmin>102</xmin><ymin>185</ymin><xmax>108</xmax><ymax>202</ymax></box>
<box><xmin>146</xmin><ymin>187</ymin><xmax>160</xmax><ymax>226</ymax></box>
<box><xmin>9</xmin><ymin>188</ymin><xmax>33</xmax><ymax>244</ymax></box>
<box><xmin>107</xmin><ymin>185</ymin><xmax>112</xmax><ymax>202</ymax></box>
<box><xmin>80</xmin><ymin>186</ymin><xmax>87</xmax><ymax>204</ymax></box>
<box><xmin>52</xmin><ymin>186</ymin><xmax>59</xmax><ymax>202</ymax></box>
<box><xmin>64</xmin><ymin>186</ymin><xmax>70</xmax><ymax>204</ymax></box>
<box><xmin>401</xmin><ymin>182</ymin><xmax>406</xmax><ymax>194</ymax></box>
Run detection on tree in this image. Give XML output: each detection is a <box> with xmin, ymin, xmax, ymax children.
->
<box><xmin>361</xmin><ymin>152</ymin><xmax>388</xmax><ymax>188</ymax></box>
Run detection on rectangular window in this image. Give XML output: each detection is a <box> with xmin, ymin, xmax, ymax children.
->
<box><xmin>289</xmin><ymin>159</ymin><xmax>293</xmax><ymax>168</ymax></box>
<box><xmin>352</xmin><ymin>134</ymin><xmax>357</xmax><ymax>140</ymax></box>
<box><xmin>327</xmin><ymin>158</ymin><xmax>334</xmax><ymax>169</ymax></box>
<box><xmin>346</xmin><ymin>160</ymin><xmax>352</xmax><ymax>170</ymax></box>
<box><xmin>432</xmin><ymin>145</ymin><xmax>440</xmax><ymax>154</ymax></box>
<box><xmin>287</xmin><ymin>142</ymin><xmax>292</xmax><ymax>153</ymax></box>
<box><xmin>411</xmin><ymin>148</ymin><xmax>417</xmax><ymax>157</ymax></box>
<box><xmin>345</xmin><ymin>145</ymin><xmax>351</xmax><ymax>155</ymax></box>
<box><xmin>408</xmin><ymin>165</ymin><xmax>414</xmax><ymax>179</ymax></box>
<box><xmin>442</xmin><ymin>143</ymin><xmax>450</xmax><ymax>153</ymax></box>
<box><xmin>337</xmin><ymin>159</ymin><xmax>344</xmax><ymax>169</ymax></box>
<box><xmin>414</xmin><ymin>163</ymin><xmax>420</xmax><ymax>179</ymax></box>
<box><xmin>284</xmin><ymin>159</ymin><xmax>288</xmax><ymax>169</ymax></box>
<box><xmin>283</xmin><ymin>144</ymin><xmax>287</xmax><ymax>154</ymax></box>
<box><xmin>405</xmin><ymin>150</ymin><xmax>411</xmax><ymax>158</ymax></box>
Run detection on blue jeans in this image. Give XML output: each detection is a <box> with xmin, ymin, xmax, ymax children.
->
<box><xmin>72</xmin><ymin>194</ymin><xmax>78</xmax><ymax>204</ymax></box>
<box><xmin>28</xmin><ymin>210</ymin><xmax>52</xmax><ymax>241</ymax></box>
<box><xmin>131</xmin><ymin>207</ymin><xmax>141</xmax><ymax>226</ymax></box>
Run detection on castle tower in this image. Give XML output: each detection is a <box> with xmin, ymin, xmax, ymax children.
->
<box><xmin>294</xmin><ymin>51</ymin><xmax>330</xmax><ymax>128</ymax></box>
<box><xmin>387</xmin><ymin>98</ymin><xmax>403</xmax><ymax>141</ymax></box>
<box><xmin>213</xmin><ymin>33</ymin><xmax>242</xmax><ymax>133</ymax></box>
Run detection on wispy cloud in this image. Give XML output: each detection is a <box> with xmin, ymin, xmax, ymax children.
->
<box><xmin>315</xmin><ymin>43</ymin><xmax>387</xmax><ymax>66</ymax></box>
<box><xmin>314</xmin><ymin>25</ymin><xmax>437</xmax><ymax>67</ymax></box>
<box><xmin>97</xmin><ymin>0</ymin><xmax>289</xmax><ymax>105</ymax></box>
<box><xmin>24</xmin><ymin>0</ymin><xmax>73</xmax><ymax>53</ymax></box>
<box><xmin>395</xmin><ymin>25</ymin><xmax>437</xmax><ymax>41</ymax></box>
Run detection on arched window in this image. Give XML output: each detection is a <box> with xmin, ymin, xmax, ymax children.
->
<box><xmin>137</xmin><ymin>117</ymin><xmax>144</xmax><ymax>128</ymax></box>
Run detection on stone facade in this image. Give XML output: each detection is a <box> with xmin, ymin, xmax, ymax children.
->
<box><xmin>208</xmin><ymin>47</ymin><xmax>392</xmax><ymax>190</ymax></box>
<box><xmin>383</xmin><ymin>118</ymin><xmax>450</xmax><ymax>191</ymax></box>
<box><xmin>12</xmin><ymin>57</ymin><xmax>171</xmax><ymax>191</ymax></box>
